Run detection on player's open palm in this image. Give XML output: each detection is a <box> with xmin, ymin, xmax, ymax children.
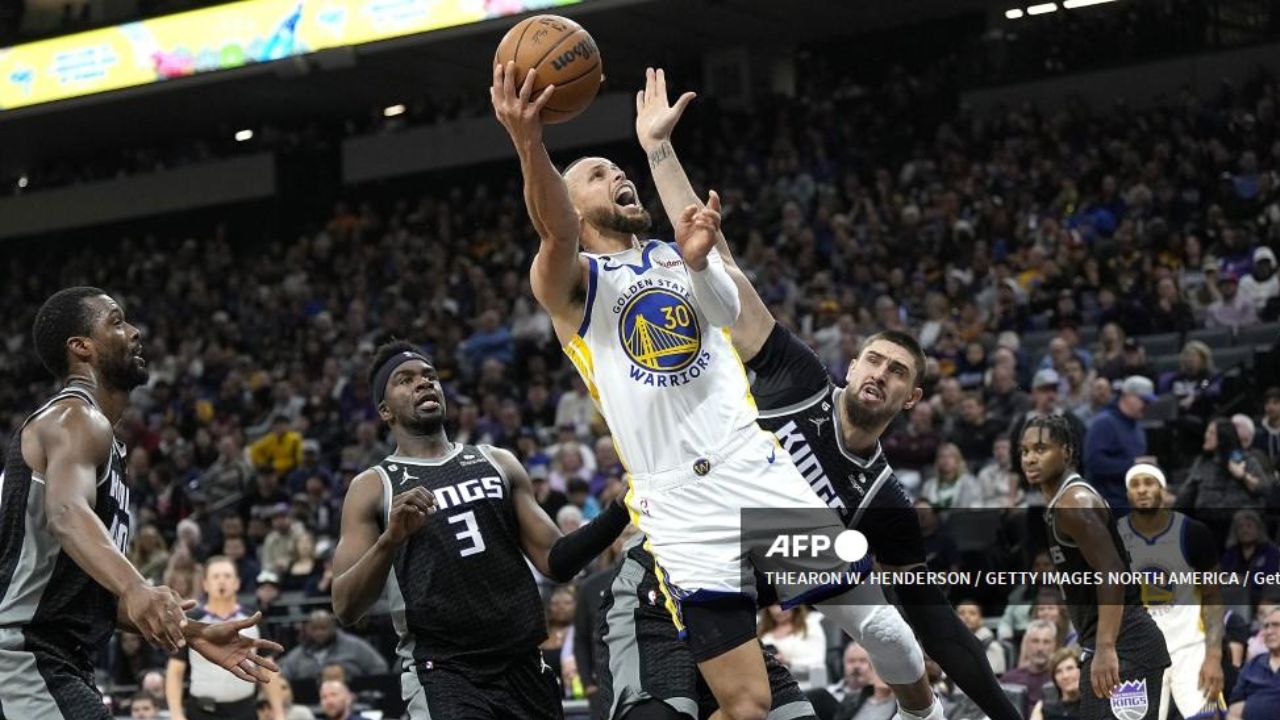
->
<box><xmin>675</xmin><ymin>189</ymin><xmax>722</xmax><ymax>270</ymax></box>
<box><xmin>491</xmin><ymin>61</ymin><xmax>554</xmax><ymax>143</ymax></box>
<box><xmin>187</xmin><ymin>612</ymin><xmax>285</xmax><ymax>683</ymax></box>
<box><xmin>635</xmin><ymin>67</ymin><xmax>695</xmax><ymax>151</ymax></box>
<box><xmin>1090</xmin><ymin>646</ymin><xmax>1121</xmax><ymax>699</ymax></box>
<box><xmin>386</xmin><ymin>486</ymin><xmax>436</xmax><ymax>545</ymax></box>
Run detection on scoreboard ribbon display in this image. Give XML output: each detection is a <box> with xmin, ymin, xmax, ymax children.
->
<box><xmin>0</xmin><ymin>0</ymin><xmax>582</xmax><ymax>110</ymax></box>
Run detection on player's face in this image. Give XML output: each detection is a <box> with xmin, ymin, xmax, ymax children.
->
<box><xmin>1127</xmin><ymin>474</ymin><xmax>1163</xmax><ymax>514</ymax></box>
<box><xmin>84</xmin><ymin>295</ymin><xmax>148</xmax><ymax>392</ymax></box>
<box><xmin>843</xmin><ymin>340</ymin><xmax>922</xmax><ymax>430</ymax></box>
<box><xmin>381</xmin><ymin>359</ymin><xmax>446</xmax><ymax>434</ymax></box>
<box><xmin>1020</xmin><ymin>426</ymin><xmax>1068</xmax><ymax>487</ymax></box>
<box><xmin>203</xmin><ymin>560</ymin><xmax>240</xmax><ymax>600</ymax></box>
<box><xmin>565</xmin><ymin>158</ymin><xmax>651</xmax><ymax>236</ymax></box>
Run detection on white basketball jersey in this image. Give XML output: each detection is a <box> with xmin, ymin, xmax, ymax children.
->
<box><xmin>564</xmin><ymin>240</ymin><xmax>757</xmax><ymax>474</ymax></box>
<box><xmin>1118</xmin><ymin>511</ymin><xmax>1204</xmax><ymax>652</ymax></box>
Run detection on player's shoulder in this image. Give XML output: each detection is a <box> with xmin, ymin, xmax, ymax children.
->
<box><xmin>29</xmin><ymin>393</ymin><xmax>114</xmax><ymax>452</ymax></box>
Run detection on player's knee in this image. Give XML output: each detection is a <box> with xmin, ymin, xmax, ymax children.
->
<box><xmin>720</xmin><ymin>692</ymin><xmax>770</xmax><ymax>720</ymax></box>
<box><xmin>859</xmin><ymin>604</ymin><xmax>925</xmax><ymax>685</ymax></box>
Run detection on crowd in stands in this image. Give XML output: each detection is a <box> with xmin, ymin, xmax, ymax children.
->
<box><xmin>2</xmin><ymin>24</ymin><xmax>1280</xmax><ymax>720</ymax></box>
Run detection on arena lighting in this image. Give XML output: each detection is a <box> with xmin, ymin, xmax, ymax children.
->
<box><xmin>383</xmin><ymin>104</ymin><xmax>406</xmax><ymax>118</ymax></box>
<box><xmin>1005</xmin><ymin>8</ymin><xmax>1025</xmax><ymax>18</ymax></box>
<box><xmin>1027</xmin><ymin>2</ymin><xmax>1059</xmax><ymax>14</ymax></box>
<box><xmin>234</xmin><ymin>129</ymin><xmax>254</xmax><ymax>142</ymax></box>
<box><xmin>17</xmin><ymin>175</ymin><xmax>28</xmax><ymax>188</ymax></box>
<box><xmin>1063</xmin><ymin>0</ymin><xmax>1117</xmax><ymax>7</ymax></box>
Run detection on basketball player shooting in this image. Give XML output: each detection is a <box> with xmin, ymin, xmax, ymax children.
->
<box><xmin>1022</xmin><ymin>416</ymin><xmax>1171</xmax><ymax>720</ymax></box>
<box><xmin>492</xmin><ymin>63</ymin><xmax>858</xmax><ymax>720</ymax></box>
<box><xmin>0</xmin><ymin>288</ymin><xmax>282</xmax><ymax>720</ymax></box>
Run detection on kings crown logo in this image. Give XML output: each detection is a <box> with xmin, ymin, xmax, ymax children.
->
<box><xmin>1109</xmin><ymin>678</ymin><xmax>1149</xmax><ymax>720</ymax></box>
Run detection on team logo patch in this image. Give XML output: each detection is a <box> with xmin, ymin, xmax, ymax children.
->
<box><xmin>1109</xmin><ymin>678</ymin><xmax>1149</xmax><ymax>720</ymax></box>
<box><xmin>693</xmin><ymin>458</ymin><xmax>711</xmax><ymax>476</ymax></box>
<box><xmin>618</xmin><ymin>289</ymin><xmax>702</xmax><ymax>373</ymax></box>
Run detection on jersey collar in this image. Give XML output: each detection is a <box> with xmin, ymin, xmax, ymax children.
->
<box><xmin>830</xmin><ymin>387</ymin><xmax>884</xmax><ymax>468</ymax></box>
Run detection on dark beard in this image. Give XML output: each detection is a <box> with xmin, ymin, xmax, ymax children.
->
<box><xmin>101</xmin><ymin>353</ymin><xmax>148</xmax><ymax>392</ymax></box>
<box><xmin>402</xmin><ymin>413</ymin><xmax>445</xmax><ymax>436</ymax></box>
<box><xmin>844</xmin><ymin>391</ymin><xmax>898</xmax><ymax>430</ymax></box>
<box><xmin>587</xmin><ymin>205</ymin><xmax>652</xmax><ymax>234</ymax></box>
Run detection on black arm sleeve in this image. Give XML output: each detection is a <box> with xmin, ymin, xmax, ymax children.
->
<box><xmin>746</xmin><ymin>323</ymin><xmax>834</xmax><ymax>411</ymax></box>
<box><xmin>1184</xmin><ymin>517</ymin><xmax>1219</xmax><ymax>572</ymax></box>
<box><xmin>547</xmin><ymin>501</ymin><xmax>630</xmax><ymax>582</ymax></box>
<box><xmin>893</xmin><ymin>584</ymin><xmax>1023</xmax><ymax>720</ymax></box>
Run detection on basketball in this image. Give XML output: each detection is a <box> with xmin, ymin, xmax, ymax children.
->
<box><xmin>494</xmin><ymin>14</ymin><xmax>602</xmax><ymax>124</ymax></box>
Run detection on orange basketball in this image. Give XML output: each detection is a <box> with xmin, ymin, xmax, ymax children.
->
<box><xmin>494</xmin><ymin>15</ymin><xmax>603</xmax><ymax>124</ymax></box>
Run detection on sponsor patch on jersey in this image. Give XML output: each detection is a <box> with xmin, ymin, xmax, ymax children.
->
<box><xmin>1110</xmin><ymin>678</ymin><xmax>1150</xmax><ymax>720</ymax></box>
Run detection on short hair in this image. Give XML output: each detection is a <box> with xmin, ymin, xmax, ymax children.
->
<box><xmin>1265</xmin><ymin>387</ymin><xmax>1280</xmax><ymax>403</ymax></box>
<box><xmin>1024</xmin><ymin>618</ymin><xmax>1058</xmax><ymax>641</ymax></box>
<box><xmin>1023</xmin><ymin>414</ymin><xmax>1082</xmax><ymax>470</ymax></box>
<box><xmin>562</xmin><ymin>156</ymin><xmax>592</xmax><ymax>179</ymax></box>
<box><xmin>367</xmin><ymin>339</ymin><xmax>430</xmax><ymax>398</ymax></box>
<box><xmin>203</xmin><ymin>555</ymin><xmax>237</xmax><ymax>579</ymax></box>
<box><xmin>861</xmin><ymin>330</ymin><xmax>927</xmax><ymax>386</ymax></box>
<box><xmin>130</xmin><ymin>692</ymin><xmax>155</xmax><ymax>707</ymax></box>
<box><xmin>32</xmin><ymin>286</ymin><xmax>107</xmax><ymax>379</ymax></box>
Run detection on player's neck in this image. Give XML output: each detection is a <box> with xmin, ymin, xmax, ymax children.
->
<box><xmin>393</xmin><ymin>429</ymin><xmax>453</xmax><ymax>459</ymax></box>
<box><xmin>205</xmin><ymin>597</ymin><xmax>237</xmax><ymax>617</ymax></box>
<box><xmin>582</xmin><ymin>227</ymin><xmax>639</xmax><ymax>255</ymax></box>
<box><xmin>64</xmin><ymin>371</ymin><xmax>128</xmax><ymax>424</ymax></box>
<box><xmin>1128</xmin><ymin>508</ymin><xmax>1171</xmax><ymax>535</ymax></box>
<box><xmin>835</xmin><ymin>391</ymin><xmax>885</xmax><ymax>457</ymax></box>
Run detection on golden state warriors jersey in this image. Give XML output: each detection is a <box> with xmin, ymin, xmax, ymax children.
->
<box><xmin>564</xmin><ymin>240</ymin><xmax>757</xmax><ymax>474</ymax></box>
<box><xmin>1118</xmin><ymin>511</ymin><xmax>1205</xmax><ymax>652</ymax></box>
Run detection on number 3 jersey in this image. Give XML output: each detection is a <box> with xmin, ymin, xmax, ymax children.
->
<box><xmin>373</xmin><ymin>444</ymin><xmax>545</xmax><ymax>668</ymax></box>
<box><xmin>565</xmin><ymin>240</ymin><xmax>757</xmax><ymax>474</ymax></box>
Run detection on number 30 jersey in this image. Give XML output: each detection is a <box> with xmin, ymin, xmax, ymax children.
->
<box><xmin>565</xmin><ymin>240</ymin><xmax>757</xmax><ymax>474</ymax></box>
<box><xmin>373</xmin><ymin>444</ymin><xmax>544</xmax><ymax>668</ymax></box>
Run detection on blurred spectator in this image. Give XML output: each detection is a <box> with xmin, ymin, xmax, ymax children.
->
<box><xmin>976</xmin><ymin>436</ymin><xmax>1019</xmax><ymax>508</ymax></box>
<box><xmin>758</xmin><ymin>605</ymin><xmax>827</xmax><ymax>676</ymax></box>
<box><xmin>279</xmin><ymin>610</ymin><xmax>388</xmax><ymax>682</ymax></box>
<box><xmin>1206</xmin><ymin>272</ymin><xmax>1259</xmax><ymax>329</ymax></box>
<box><xmin>461</xmin><ymin>309</ymin><xmax>514</xmax><ymax>368</ymax></box>
<box><xmin>140</xmin><ymin>670</ymin><xmax>167</xmax><ymax>710</ymax></box>
<box><xmin>955</xmin><ymin>600</ymin><xmax>1006</xmax><ymax>674</ymax></box>
<box><xmin>1219</xmin><ymin>511</ymin><xmax>1280</xmax><ymax>608</ymax></box>
<box><xmin>984</xmin><ymin>364</ymin><xmax>1031</xmax><ymax>432</ymax></box>
<box><xmin>287</xmin><ymin>439</ymin><xmax>334</xmax><ymax>494</ymax></box>
<box><xmin>200</xmin><ymin>435</ymin><xmax>255</xmax><ymax>501</ymax></box>
<box><xmin>1238</xmin><ymin>247</ymin><xmax>1279</xmax><ymax>313</ymax></box>
<box><xmin>1031</xmin><ymin>587</ymin><xmax>1076</xmax><ymax>648</ymax></box>
<box><xmin>222</xmin><ymin>536</ymin><xmax>260</xmax><ymax>595</ymax></box>
<box><xmin>830</xmin><ymin>642</ymin><xmax>896</xmax><ymax>720</ymax></box>
<box><xmin>1099</xmin><ymin>338</ymin><xmax>1152</xmax><ymax>382</ymax></box>
<box><xmin>916</xmin><ymin>499</ymin><xmax>960</xmax><ymax>573</ymax></box>
<box><xmin>1246</xmin><ymin>595</ymin><xmax>1280</xmax><ymax>663</ymax></box>
<box><xmin>1084</xmin><ymin>375</ymin><xmax>1153</xmax><ymax>512</ymax></box>
<box><xmin>1159</xmin><ymin>341</ymin><xmax>1222</xmax><ymax>419</ymax></box>
<box><xmin>1060</xmin><ymin>357</ymin><xmax>1094</xmax><ymax>420</ymax></box>
<box><xmin>1028</xmin><ymin>646</ymin><xmax>1083</xmax><ymax>720</ymax></box>
<box><xmin>1228</xmin><ymin>606</ymin><xmax>1280</xmax><ymax>720</ymax></box>
<box><xmin>1094</xmin><ymin>324</ymin><xmax>1127</xmax><ymax>376</ymax></box>
<box><xmin>589</xmin><ymin>435</ymin><xmax>623</xmax><ymax>497</ymax></box>
<box><xmin>531</xmin><ymin>471</ymin><xmax>568</xmax><ymax>520</ymax></box>
<box><xmin>283</xmin><ymin>531</ymin><xmax>323</xmax><ymax>594</ymax></box>
<box><xmin>555</xmin><ymin>377</ymin><xmax>598</xmax><ymax>438</ymax></box>
<box><xmin>129</xmin><ymin>524</ymin><xmax>171</xmax><ymax>584</ymax></box>
<box><xmin>107</xmin><ymin>631</ymin><xmax>165</xmax><ymax>688</ymax></box>
<box><xmin>950</xmin><ymin>392</ymin><xmax>1002</xmax><ymax>467</ymax></box>
<box><xmin>1255</xmin><ymin>388</ymin><xmax>1280</xmax><ymax>468</ymax></box>
<box><xmin>999</xmin><ymin>551</ymin><xmax>1055</xmax><ymax>641</ymax></box>
<box><xmin>921</xmin><ymin>443</ymin><xmax>981</xmax><ymax>510</ymax></box>
<box><xmin>884</xmin><ymin>402</ymin><xmax>942</xmax><ymax>479</ymax></box>
<box><xmin>249</xmin><ymin>416</ymin><xmax>304</xmax><ymax>474</ymax></box>
<box><xmin>344</xmin><ymin>422</ymin><xmax>390</xmax><ymax>471</ymax></box>
<box><xmin>1233</xmin><ymin>415</ymin><xmax>1276</xmax><ymax>479</ymax></box>
<box><xmin>261</xmin><ymin>504</ymin><xmax>298</xmax><ymax>574</ymax></box>
<box><xmin>1148</xmin><ymin>277</ymin><xmax>1196</xmax><ymax>334</ymax></box>
<box><xmin>565</xmin><ymin>478</ymin><xmax>601</xmax><ymax>520</ymax></box>
<box><xmin>1178</xmin><ymin>420</ymin><xmax>1274</xmax><ymax>544</ymax></box>
<box><xmin>131</xmin><ymin>692</ymin><xmax>160</xmax><ymax>720</ymax></box>
<box><xmin>318</xmin><ymin>679</ymin><xmax>373</xmax><ymax>720</ymax></box>
<box><xmin>1073</xmin><ymin>376</ymin><xmax>1114</xmax><ymax>426</ymax></box>
<box><xmin>1000</xmin><ymin>619</ymin><xmax>1060</xmax><ymax>718</ymax></box>
<box><xmin>274</xmin><ymin>677</ymin><xmax>317</xmax><ymax>720</ymax></box>
<box><xmin>548</xmin><ymin>442</ymin><xmax>592</xmax><ymax>494</ymax></box>
<box><xmin>555</xmin><ymin>504</ymin><xmax>583</xmax><ymax>535</ymax></box>
<box><xmin>540</xmin><ymin>587</ymin><xmax>575</xmax><ymax>685</ymax></box>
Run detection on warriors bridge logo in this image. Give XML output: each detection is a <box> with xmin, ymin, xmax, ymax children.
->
<box><xmin>618</xmin><ymin>288</ymin><xmax>709</xmax><ymax>385</ymax></box>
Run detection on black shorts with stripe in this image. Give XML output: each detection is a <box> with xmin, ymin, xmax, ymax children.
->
<box><xmin>403</xmin><ymin>650</ymin><xmax>563</xmax><ymax>720</ymax></box>
<box><xmin>596</xmin><ymin>543</ymin><xmax>816</xmax><ymax>720</ymax></box>
<box><xmin>0</xmin><ymin>628</ymin><xmax>109</xmax><ymax>720</ymax></box>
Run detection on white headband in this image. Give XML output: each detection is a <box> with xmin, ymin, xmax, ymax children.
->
<box><xmin>1125</xmin><ymin>463</ymin><xmax>1166</xmax><ymax>488</ymax></box>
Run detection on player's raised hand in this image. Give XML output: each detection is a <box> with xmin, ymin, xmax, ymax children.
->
<box><xmin>186</xmin><ymin>612</ymin><xmax>285</xmax><ymax>683</ymax></box>
<box><xmin>385</xmin><ymin>486</ymin><xmax>436</xmax><ymax>546</ymax></box>
<box><xmin>491</xmin><ymin>61</ymin><xmax>555</xmax><ymax>144</ymax></box>
<box><xmin>124</xmin><ymin>581</ymin><xmax>190</xmax><ymax>653</ymax></box>
<box><xmin>635</xmin><ymin>67</ymin><xmax>695</xmax><ymax>152</ymax></box>
<box><xmin>675</xmin><ymin>189</ymin><xmax>722</xmax><ymax>271</ymax></box>
<box><xmin>1090</xmin><ymin>646</ymin><xmax>1121</xmax><ymax>699</ymax></box>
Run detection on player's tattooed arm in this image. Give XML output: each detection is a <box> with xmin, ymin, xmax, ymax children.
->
<box><xmin>492</xmin><ymin>446</ymin><xmax>629</xmax><ymax>581</ymax></box>
<box><xmin>1199</xmin><ymin>579</ymin><xmax>1226</xmax><ymax>702</ymax></box>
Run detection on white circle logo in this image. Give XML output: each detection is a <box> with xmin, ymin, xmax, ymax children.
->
<box><xmin>834</xmin><ymin>529</ymin><xmax>869</xmax><ymax>563</ymax></box>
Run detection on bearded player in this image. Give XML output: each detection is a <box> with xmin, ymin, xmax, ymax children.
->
<box><xmin>493</xmin><ymin>62</ymin><xmax>860</xmax><ymax>720</ymax></box>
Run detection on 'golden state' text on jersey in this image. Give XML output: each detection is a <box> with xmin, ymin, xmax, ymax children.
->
<box><xmin>565</xmin><ymin>240</ymin><xmax>756</xmax><ymax>475</ymax></box>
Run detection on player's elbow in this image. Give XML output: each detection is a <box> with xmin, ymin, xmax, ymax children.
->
<box><xmin>329</xmin><ymin>585</ymin><xmax>364</xmax><ymax>626</ymax></box>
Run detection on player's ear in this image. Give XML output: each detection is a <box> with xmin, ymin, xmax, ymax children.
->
<box><xmin>377</xmin><ymin>401</ymin><xmax>393</xmax><ymax>423</ymax></box>
<box><xmin>67</xmin><ymin>335</ymin><xmax>93</xmax><ymax>365</ymax></box>
<box><xmin>902</xmin><ymin>387</ymin><xmax>924</xmax><ymax>411</ymax></box>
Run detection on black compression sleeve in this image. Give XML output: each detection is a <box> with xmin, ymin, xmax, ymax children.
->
<box><xmin>894</xmin><ymin>583</ymin><xmax>1023</xmax><ymax>720</ymax></box>
<box><xmin>746</xmin><ymin>322</ymin><xmax>832</xmax><ymax>410</ymax></box>
<box><xmin>547</xmin><ymin>500</ymin><xmax>630</xmax><ymax>582</ymax></box>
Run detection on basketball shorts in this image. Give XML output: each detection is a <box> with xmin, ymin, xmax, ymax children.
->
<box><xmin>624</xmin><ymin>427</ymin><xmax>855</xmax><ymax>612</ymax></box>
<box><xmin>1078</xmin><ymin>654</ymin><xmax>1165</xmax><ymax>720</ymax></box>
<box><xmin>596</xmin><ymin>544</ymin><xmax>816</xmax><ymax>720</ymax></box>
<box><xmin>401</xmin><ymin>650</ymin><xmax>562</xmax><ymax>720</ymax></box>
<box><xmin>1160</xmin><ymin>643</ymin><xmax>1225</xmax><ymax>720</ymax></box>
<box><xmin>0</xmin><ymin>629</ymin><xmax>109</xmax><ymax>720</ymax></box>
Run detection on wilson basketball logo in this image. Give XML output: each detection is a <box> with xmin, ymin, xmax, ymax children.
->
<box><xmin>550</xmin><ymin>39</ymin><xmax>596</xmax><ymax>72</ymax></box>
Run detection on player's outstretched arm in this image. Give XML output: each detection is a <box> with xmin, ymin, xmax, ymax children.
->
<box><xmin>491</xmin><ymin>62</ymin><xmax>585</xmax><ymax>322</ymax></box>
<box><xmin>37</xmin><ymin>403</ymin><xmax>191</xmax><ymax>652</ymax></box>
<box><xmin>675</xmin><ymin>189</ymin><xmax>740</xmax><ymax>328</ymax></box>
<box><xmin>331</xmin><ymin>471</ymin><xmax>435</xmax><ymax>625</ymax></box>
<box><xmin>490</xmin><ymin>446</ymin><xmax>630</xmax><ymax>582</ymax></box>
<box><xmin>184</xmin><ymin>613</ymin><xmax>284</xmax><ymax>683</ymax></box>
<box><xmin>1057</xmin><ymin>488</ymin><xmax>1127</xmax><ymax>699</ymax></box>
